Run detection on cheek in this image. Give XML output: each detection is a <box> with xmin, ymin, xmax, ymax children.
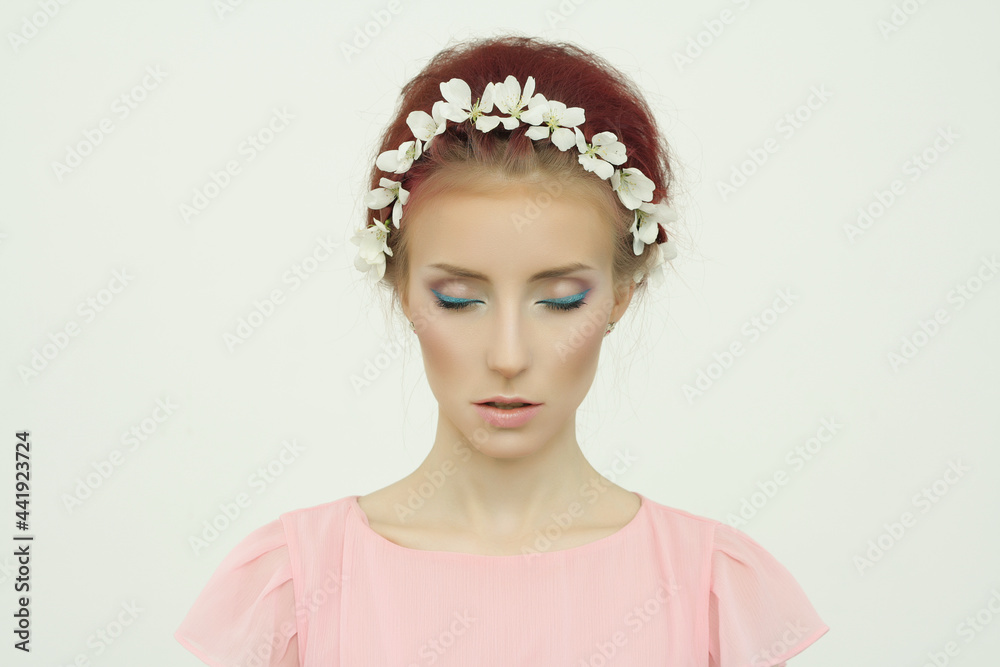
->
<box><xmin>546</xmin><ymin>308</ymin><xmax>608</xmax><ymax>386</ymax></box>
<box><xmin>415</xmin><ymin>309</ymin><xmax>472</xmax><ymax>392</ymax></box>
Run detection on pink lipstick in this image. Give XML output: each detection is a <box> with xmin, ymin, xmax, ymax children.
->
<box><xmin>473</xmin><ymin>396</ymin><xmax>542</xmax><ymax>428</ymax></box>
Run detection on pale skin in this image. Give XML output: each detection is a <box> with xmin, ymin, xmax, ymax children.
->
<box><xmin>357</xmin><ymin>176</ymin><xmax>642</xmax><ymax>557</ymax></box>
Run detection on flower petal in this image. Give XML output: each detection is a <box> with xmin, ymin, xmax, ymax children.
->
<box><xmin>523</xmin><ymin>75</ymin><xmax>535</xmax><ymax>101</ymax></box>
<box><xmin>475</xmin><ymin>115</ymin><xmax>502</xmax><ymax>132</ymax></box>
<box><xmin>520</xmin><ymin>104</ymin><xmax>546</xmax><ymax>126</ymax></box>
<box><xmin>439</xmin><ymin>103</ymin><xmax>468</xmax><ymax>124</ymax></box>
<box><xmin>615</xmin><ymin>168</ymin><xmax>655</xmax><ymax>209</ymax></box>
<box><xmin>391</xmin><ymin>200</ymin><xmax>403</xmax><ymax>228</ymax></box>
<box><xmin>430</xmin><ymin>99</ymin><xmax>451</xmax><ymax>126</ymax></box>
<box><xmin>524</xmin><ymin>125</ymin><xmax>549</xmax><ymax>141</ymax></box>
<box><xmin>480</xmin><ymin>82</ymin><xmax>496</xmax><ymax>112</ymax></box>
<box><xmin>637</xmin><ymin>217</ymin><xmax>658</xmax><ymax>244</ymax></box>
<box><xmin>561</xmin><ymin>106</ymin><xmax>585</xmax><ymax>127</ymax></box>
<box><xmin>494</xmin><ymin>75</ymin><xmax>521</xmax><ymax>114</ymax></box>
<box><xmin>659</xmin><ymin>204</ymin><xmax>679</xmax><ymax>224</ymax></box>
<box><xmin>440</xmin><ymin>78</ymin><xmax>471</xmax><ymax>111</ymax></box>
<box><xmin>550</xmin><ymin>127</ymin><xmax>576</xmax><ymax>151</ymax></box>
<box><xmin>406</xmin><ymin>110</ymin><xmax>435</xmax><ymax>141</ymax></box>
<box><xmin>364</xmin><ymin>188</ymin><xmax>395</xmax><ymax>210</ymax></box>
<box><xmin>600</xmin><ymin>142</ymin><xmax>627</xmax><ymax>165</ymax></box>
<box><xmin>375</xmin><ymin>149</ymin><xmax>400</xmax><ymax>173</ymax></box>
<box><xmin>579</xmin><ymin>154</ymin><xmax>614</xmax><ymax>180</ymax></box>
<box><xmin>591</xmin><ymin>131</ymin><xmax>618</xmax><ymax>145</ymax></box>
<box><xmin>660</xmin><ymin>235</ymin><xmax>678</xmax><ymax>261</ymax></box>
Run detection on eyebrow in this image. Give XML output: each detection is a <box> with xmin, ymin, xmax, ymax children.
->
<box><xmin>428</xmin><ymin>262</ymin><xmax>595</xmax><ymax>282</ymax></box>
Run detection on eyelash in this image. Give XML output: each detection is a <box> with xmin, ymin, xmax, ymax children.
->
<box><xmin>431</xmin><ymin>288</ymin><xmax>591</xmax><ymax>312</ymax></box>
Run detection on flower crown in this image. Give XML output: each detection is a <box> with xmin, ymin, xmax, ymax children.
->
<box><xmin>351</xmin><ymin>74</ymin><xmax>678</xmax><ymax>285</ymax></box>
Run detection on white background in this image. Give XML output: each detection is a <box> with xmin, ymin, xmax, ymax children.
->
<box><xmin>1</xmin><ymin>0</ymin><xmax>998</xmax><ymax>664</ymax></box>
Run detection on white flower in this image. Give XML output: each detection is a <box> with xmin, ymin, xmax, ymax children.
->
<box><xmin>406</xmin><ymin>100</ymin><xmax>451</xmax><ymax>150</ymax></box>
<box><xmin>629</xmin><ymin>201</ymin><xmax>678</xmax><ymax>255</ymax></box>
<box><xmin>574</xmin><ymin>128</ymin><xmax>626</xmax><ymax>180</ymax></box>
<box><xmin>630</xmin><ymin>201</ymin><xmax>679</xmax><ymax>285</ymax></box>
<box><xmin>355</xmin><ymin>75</ymin><xmax>674</xmax><ymax>292</ymax></box>
<box><xmin>350</xmin><ymin>218</ymin><xmax>393</xmax><ymax>280</ymax></box>
<box><xmin>521</xmin><ymin>96</ymin><xmax>585</xmax><ymax>150</ymax></box>
<box><xmin>491</xmin><ymin>75</ymin><xmax>538</xmax><ymax>130</ymax></box>
<box><xmin>629</xmin><ymin>212</ymin><xmax>660</xmax><ymax>256</ymax></box>
<box><xmin>439</xmin><ymin>78</ymin><xmax>502</xmax><ymax>132</ymax></box>
<box><xmin>659</xmin><ymin>232</ymin><xmax>678</xmax><ymax>262</ymax></box>
<box><xmin>611</xmin><ymin>167</ymin><xmax>655</xmax><ymax>210</ymax></box>
<box><xmin>641</xmin><ymin>200</ymin><xmax>679</xmax><ymax>227</ymax></box>
<box><xmin>375</xmin><ymin>139</ymin><xmax>422</xmax><ymax>174</ymax></box>
<box><xmin>637</xmin><ymin>243</ymin><xmax>670</xmax><ymax>288</ymax></box>
<box><xmin>363</xmin><ymin>178</ymin><xmax>409</xmax><ymax>229</ymax></box>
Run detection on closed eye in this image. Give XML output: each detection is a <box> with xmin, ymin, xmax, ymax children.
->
<box><xmin>432</xmin><ymin>290</ymin><xmax>479</xmax><ymax>310</ymax></box>
<box><xmin>542</xmin><ymin>288</ymin><xmax>592</xmax><ymax>311</ymax></box>
<box><xmin>431</xmin><ymin>288</ymin><xmax>591</xmax><ymax>312</ymax></box>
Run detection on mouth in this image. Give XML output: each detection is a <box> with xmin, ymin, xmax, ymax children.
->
<box><xmin>478</xmin><ymin>401</ymin><xmax>534</xmax><ymax>409</ymax></box>
<box><xmin>474</xmin><ymin>397</ymin><xmax>540</xmax><ymax>409</ymax></box>
<box><xmin>473</xmin><ymin>401</ymin><xmax>543</xmax><ymax>428</ymax></box>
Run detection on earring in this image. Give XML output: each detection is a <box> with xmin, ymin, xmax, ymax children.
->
<box><xmin>409</xmin><ymin>320</ymin><xmax>415</xmax><ymax>331</ymax></box>
<box><xmin>604</xmin><ymin>321</ymin><xmax>616</xmax><ymax>336</ymax></box>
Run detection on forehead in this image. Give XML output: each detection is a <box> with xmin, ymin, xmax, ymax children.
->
<box><xmin>405</xmin><ymin>181</ymin><xmax>615</xmax><ymax>280</ymax></box>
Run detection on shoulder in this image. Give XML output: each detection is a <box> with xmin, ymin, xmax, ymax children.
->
<box><xmin>278</xmin><ymin>494</ymin><xmax>357</xmax><ymax>527</ymax></box>
<box><xmin>195</xmin><ymin>496</ymin><xmax>358</xmax><ymax>585</ymax></box>
<box><xmin>637</xmin><ymin>493</ymin><xmax>722</xmax><ymax>541</ymax></box>
<box><xmin>637</xmin><ymin>495</ymin><xmax>795</xmax><ymax>565</ymax></box>
<box><xmin>635</xmin><ymin>498</ymin><xmax>830</xmax><ymax>664</ymax></box>
<box><xmin>276</xmin><ymin>495</ymin><xmax>358</xmax><ymax>557</ymax></box>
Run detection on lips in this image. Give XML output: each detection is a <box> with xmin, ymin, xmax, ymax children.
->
<box><xmin>475</xmin><ymin>396</ymin><xmax>539</xmax><ymax>409</ymax></box>
<box><xmin>474</xmin><ymin>402</ymin><xmax>542</xmax><ymax>428</ymax></box>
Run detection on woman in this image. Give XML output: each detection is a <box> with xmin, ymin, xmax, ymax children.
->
<box><xmin>175</xmin><ymin>35</ymin><xmax>828</xmax><ymax>666</ymax></box>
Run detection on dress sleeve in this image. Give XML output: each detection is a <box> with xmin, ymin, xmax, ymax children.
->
<box><xmin>175</xmin><ymin>518</ymin><xmax>300</xmax><ymax>667</ymax></box>
<box><xmin>708</xmin><ymin>522</ymin><xmax>828</xmax><ymax>667</ymax></box>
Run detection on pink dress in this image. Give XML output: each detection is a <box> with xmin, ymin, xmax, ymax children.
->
<box><xmin>175</xmin><ymin>492</ymin><xmax>828</xmax><ymax>666</ymax></box>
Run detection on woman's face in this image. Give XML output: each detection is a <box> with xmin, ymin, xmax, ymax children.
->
<box><xmin>401</xmin><ymin>178</ymin><xmax>634</xmax><ymax>459</ymax></box>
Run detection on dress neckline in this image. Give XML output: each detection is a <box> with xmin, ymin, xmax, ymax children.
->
<box><xmin>348</xmin><ymin>491</ymin><xmax>647</xmax><ymax>560</ymax></box>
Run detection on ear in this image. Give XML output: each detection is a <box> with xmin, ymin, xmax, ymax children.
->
<box><xmin>398</xmin><ymin>287</ymin><xmax>410</xmax><ymax>324</ymax></box>
<box><xmin>609</xmin><ymin>278</ymin><xmax>635</xmax><ymax>324</ymax></box>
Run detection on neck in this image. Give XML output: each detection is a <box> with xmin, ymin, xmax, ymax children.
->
<box><xmin>405</xmin><ymin>412</ymin><xmax>610</xmax><ymax>540</ymax></box>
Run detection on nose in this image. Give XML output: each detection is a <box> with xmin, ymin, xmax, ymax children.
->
<box><xmin>485</xmin><ymin>303</ymin><xmax>531</xmax><ymax>379</ymax></box>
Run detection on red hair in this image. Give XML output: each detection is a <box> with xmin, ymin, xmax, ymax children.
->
<box><xmin>362</xmin><ymin>35</ymin><xmax>677</xmax><ymax>297</ymax></box>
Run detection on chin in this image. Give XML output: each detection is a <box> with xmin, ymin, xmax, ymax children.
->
<box><xmin>464</xmin><ymin>415</ymin><xmax>557</xmax><ymax>459</ymax></box>
<box><xmin>470</xmin><ymin>439</ymin><xmax>545</xmax><ymax>460</ymax></box>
